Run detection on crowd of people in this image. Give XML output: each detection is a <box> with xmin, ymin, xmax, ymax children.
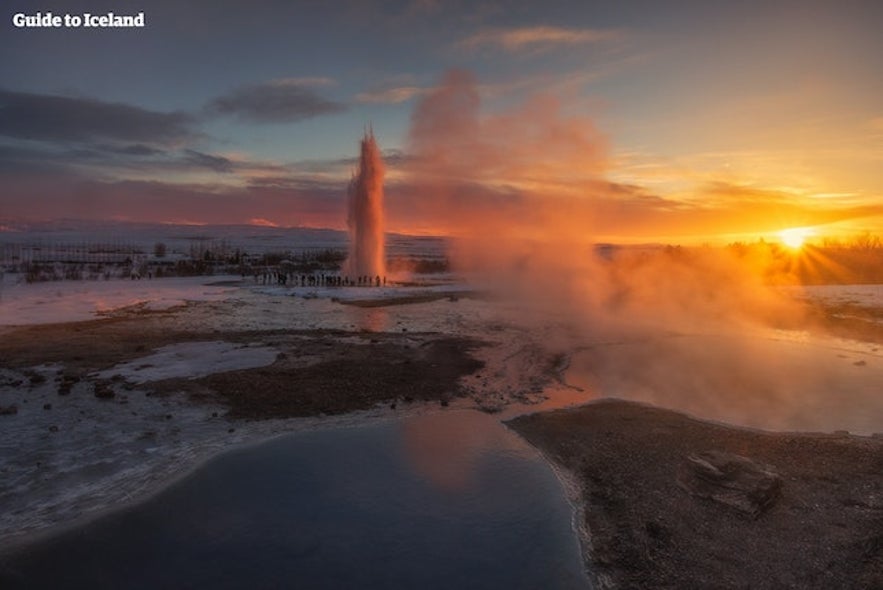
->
<box><xmin>255</xmin><ymin>270</ymin><xmax>386</xmax><ymax>288</ymax></box>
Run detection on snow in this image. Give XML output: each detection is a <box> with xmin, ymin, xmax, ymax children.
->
<box><xmin>95</xmin><ymin>341</ymin><xmax>280</xmax><ymax>383</ymax></box>
<box><xmin>789</xmin><ymin>284</ymin><xmax>883</xmax><ymax>309</ymax></box>
<box><xmin>254</xmin><ymin>282</ymin><xmax>470</xmax><ymax>305</ymax></box>
<box><xmin>0</xmin><ymin>275</ymin><xmax>242</xmax><ymax>326</ymax></box>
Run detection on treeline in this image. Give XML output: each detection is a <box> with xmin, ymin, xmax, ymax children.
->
<box><xmin>727</xmin><ymin>233</ymin><xmax>883</xmax><ymax>285</ymax></box>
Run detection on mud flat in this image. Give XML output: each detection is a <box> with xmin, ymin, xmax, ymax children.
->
<box><xmin>508</xmin><ymin>399</ymin><xmax>883</xmax><ymax>590</ymax></box>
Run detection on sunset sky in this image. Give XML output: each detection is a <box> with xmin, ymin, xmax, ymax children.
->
<box><xmin>2</xmin><ymin>0</ymin><xmax>882</xmax><ymax>244</ymax></box>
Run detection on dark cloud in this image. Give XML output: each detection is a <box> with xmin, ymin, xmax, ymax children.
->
<box><xmin>102</xmin><ymin>143</ymin><xmax>165</xmax><ymax>157</ymax></box>
<box><xmin>0</xmin><ymin>137</ymin><xmax>244</xmax><ymax>179</ymax></box>
<box><xmin>0</xmin><ymin>89</ymin><xmax>194</xmax><ymax>144</ymax></box>
<box><xmin>182</xmin><ymin>149</ymin><xmax>234</xmax><ymax>173</ymax></box>
<box><xmin>208</xmin><ymin>80</ymin><xmax>346</xmax><ymax>123</ymax></box>
<box><xmin>0</xmin><ymin>172</ymin><xmax>346</xmax><ymax>227</ymax></box>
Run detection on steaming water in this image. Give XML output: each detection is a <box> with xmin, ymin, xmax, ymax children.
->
<box><xmin>563</xmin><ymin>328</ymin><xmax>883</xmax><ymax>435</ymax></box>
<box><xmin>343</xmin><ymin>130</ymin><xmax>386</xmax><ymax>279</ymax></box>
<box><xmin>0</xmin><ymin>411</ymin><xmax>590</xmax><ymax>589</ymax></box>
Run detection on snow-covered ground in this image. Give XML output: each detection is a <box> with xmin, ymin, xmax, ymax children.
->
<box><xmin>0</xmin><ymin>274</ymin><xmax>241</xmax><ymax>326</ymax></box>
<box><xmin>95</xmin><ymin>341</ymin><xmax>279</xmax><ymax>384</ymax></box>
<box><xmin>786</xmin><ymin>284</ymin><xmax>883</xmax><ymax>313</ymax></box>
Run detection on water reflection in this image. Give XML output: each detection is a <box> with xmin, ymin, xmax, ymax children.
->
<box><xmin>566</xmin><ymin>331</ymin><xmax>883</xmax><ymax>434</ymax></box>
<box><xmin>399</xmin><ymin>411</ymin><xmax>528</xmax><ymax>492</ymax></box>
<box><xmin>0</xmin><ymin>411</ymin><xmax>590</xmax><ymax>589</ymax></box>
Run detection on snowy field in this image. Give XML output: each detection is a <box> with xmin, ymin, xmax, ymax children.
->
<box><xmin>786</xmin><ymin>283</ymin><xmax>883</xmax><ymax>313</ymax></box>
<box><xmin>0</xmin><ymin>274</ymin><xmax>241</xmax><ymax>325</ymax></box>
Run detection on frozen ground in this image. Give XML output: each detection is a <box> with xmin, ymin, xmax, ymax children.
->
<box><xmin>787</xmin><ymin>284</ymin><xmax>883</xmax><ymax>307</ymax></box>
<box><xmin>95</xmin><ymin>341</ymin><xmax>279</xmax><ymax>384</ymax></box>
<box><xmin>0</xmin><ymin>274</ymin><xmax>240</xmax><ymax>325</ymax></box>
<box><xmin>2</xmin><ymin>277</ymin><xmax>883</xmax><ymax>547</ymax></box>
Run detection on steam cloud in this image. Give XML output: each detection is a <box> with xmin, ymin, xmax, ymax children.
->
<box><xmin>397</xmin><ymin>70</ymin><xmax>873</xmax><ymax>433</ymax></box>
<box><xmin>401</xmin><ymin>69</ymin><xmax>797</xmax><ymax>333</ymax></box>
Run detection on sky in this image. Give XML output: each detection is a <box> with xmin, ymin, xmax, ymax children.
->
<box><xmin>2</xmin><ymin>0</ymin><xmax>882</xmax><ymax>244</ymax></box>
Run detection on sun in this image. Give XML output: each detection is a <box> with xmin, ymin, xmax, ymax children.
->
<box><xmin>779</xmin><ymin>227</ymin><xmax>814</xmax><ymax>250</ymax></box>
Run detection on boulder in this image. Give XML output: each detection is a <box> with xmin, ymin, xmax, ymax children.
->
<box><xmin>677</xmin><ymin>450</ymin><xmax>782</xmax><ymax>519</ymax></box>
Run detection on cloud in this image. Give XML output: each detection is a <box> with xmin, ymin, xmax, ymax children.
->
<box><xmin>0</xmin><ymin>89</ymin><xmax>194</xmax><ymax>145</ymax></box>
<box><xmin>458</xmin><ymin>25</ymin><xmax>623</xmax><ymax>53</ymax></box>
<box><xmin>249</xmin><ymin>217</ymin><xmax>280</xmax><ymax>227</ymax></box>
<box><xmin>355</xmin><ymin>86</ymin><xmax>428</xmax><ymax>104</ymax></box>
<box><xmin>0</xmin><ymin>170</ymin><xmax>346</xmax><ymax>228</ymax></box>
<box><xmin>208</xmin><ymin>79</ymin><xmax>346</xmax><ymax>123</ymax></box>
<box><xmin>182</xmin><ymin>149</ymin><xmax>234</xmax><ymax>173</ymax></box>
<box><xmin>101</xmin><ymin>144</ymin><xmax>165</xmax><ymax>157</ymax></box>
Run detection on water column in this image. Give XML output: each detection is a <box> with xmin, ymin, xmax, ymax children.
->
<box><xmin>343</xmin><ymin>129</ymin><xmax>386</xmax><ymax>283</ymax></box>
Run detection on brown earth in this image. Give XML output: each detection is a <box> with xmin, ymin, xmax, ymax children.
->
<box><xmin>191</xmin><ymin>336</ymin><xmax>484</xmax><ymax>419</ymax></box>
<box><xmin>508</xmin><ymin>399</ymin><xmax>883</xmax><ymax>590</ymax></box>
<box><xmin>0</xmin><ymin>311</ymin><xmax>485</xmax><ymax>418</ymax></box>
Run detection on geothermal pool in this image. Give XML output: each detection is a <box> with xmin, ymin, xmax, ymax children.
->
<box><xmin>0</xmin><ymin>411</ymin><xmax>590</xmax><ymax>589</ymax></box>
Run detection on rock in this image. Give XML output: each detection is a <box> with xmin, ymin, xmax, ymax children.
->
<box><xmin>0</xmin><ymin>404</ymin><xmax>18</xmax><ymax>416</ymax></box>
<box><xmin>677</xmin><ymin>450</ymin><xmax>782</xmax><ymax>519</ymax></box>
<box><xmin>94</xmin><ymin>383</ymin><xmax>116</xmax><ymax>399</ymax></box>
<box><xmin>49</xmin><ymin>425</ymin><xmax>59</xmax><ymax>433</ymax></box>
<box><xmin>43</xmin><ymin>403</ymin><xmax>52</xmax><ymax>410</ymax></box>
<box><xmin>28</xmin><ymin>372</ymin><xmax>47</xmax><ymax>384</ymax></box>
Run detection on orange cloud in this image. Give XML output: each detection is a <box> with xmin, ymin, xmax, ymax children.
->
<box><xmin>355</xmin><ymin>86</ymin><xmax>428</xmax><ymax>104</ymax></box>
<box><xmin>458</xmin><ymin>25</ymin><xmax>623</xmax><ymax>53</ymax></box>
<box><xmin>249</xmin><ymin>217</ymin><xmax>280</xmax><ymax>227</ymax></box>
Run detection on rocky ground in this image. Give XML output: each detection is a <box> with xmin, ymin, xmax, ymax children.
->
<box><xmin>509</xmin><ymin>399</ymin><xmax>883</xmax><ymax>590</ymax></box>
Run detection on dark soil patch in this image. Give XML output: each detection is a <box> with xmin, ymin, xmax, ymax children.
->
<box><xmin>509</xmin><ymin>399</ymin><xmax>883</xmax><ymax>590</ymax></box>
<box><xmin>197</xmin><ymin>337</ymin><xmax>485</xmax><ymax>419</ymax></box>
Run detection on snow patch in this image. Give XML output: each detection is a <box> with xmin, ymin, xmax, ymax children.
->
<box><xmin>0</xmin><ymin>275</ymin><xmax>242</xmax><ymax>326</ymax></box>
<box><xmin>96</xmin><ymin>341</ymin><xmax>279</xmax><ymax>383</ymax></box>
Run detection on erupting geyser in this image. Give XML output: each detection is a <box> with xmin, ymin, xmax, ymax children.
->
<box><xmin>343</xmin><ymin>129</ymin><xmax>386</xmax><ymax>280</ymax></box>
